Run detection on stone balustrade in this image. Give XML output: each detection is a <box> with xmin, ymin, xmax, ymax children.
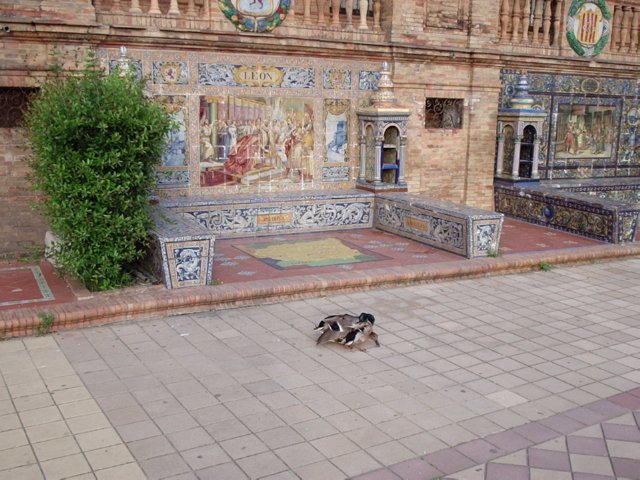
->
<box><xmin>499</xmin><ymin>0</ymin><xmax>561</xmax><ymax>47</ymax></box>
<box><xmin>608</xmin><ymin>1</ymin><xmax>640</xmax><ymax>54</ymax></box>
<box><xmin>95</xmin><ymin>0</ymin><xmax>382</xmax><ymax>32</ymax></box>
<box><xmin>498</xmin><ymin>0</ymin><xmax>640</xmax><ymax>56</ymax></box>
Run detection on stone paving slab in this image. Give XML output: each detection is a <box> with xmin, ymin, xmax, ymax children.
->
<box><xmin>0</xmin><ymin>258</ymin><xmax>639</xmax><ymax>479</ymax></box>
<box><xmin>0</xmin><ymin>336</ymin><xmax>145</xmax><ymax>480</ymax></box>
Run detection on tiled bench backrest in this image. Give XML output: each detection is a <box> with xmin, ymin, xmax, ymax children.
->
<box><xmin>160</xmin><ymin>190</ymin><xmax>376</xmax><ymax>238</ymax></box>
<box><xmin>495</xmin><ymin>183</ymin><xmax>640</xmax><ymax>243</ymax></box>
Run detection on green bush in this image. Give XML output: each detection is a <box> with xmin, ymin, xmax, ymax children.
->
<box><xmin>25</xmin><ymin>50</ymin><xmax>173</xmax><ymax>291</ymax></box>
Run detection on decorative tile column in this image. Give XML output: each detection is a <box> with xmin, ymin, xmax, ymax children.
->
<box><xmin>356</xmin><ymin>61</ymin><xmax>410</xmax><ymax>192</ymax></box>
<box><xmin>495</xmin><ymin>71</ymin><xmax>547</xmax><ymax>184</ymax></box>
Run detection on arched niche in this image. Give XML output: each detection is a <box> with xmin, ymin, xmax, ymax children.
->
<box><xmin>495</xmin><ymin>112</ymin><xmax>545</xmax><ymax>183</ymax></box>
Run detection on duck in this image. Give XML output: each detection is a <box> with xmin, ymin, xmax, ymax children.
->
<box><xmin>341</xmin><ymin>321</ymin><xmax>380</xmax><ymax>352</ymax></box>
<box><xmin>314</xmin><ymin>312</ymin><xmax>379</xmax><ymax>350</ymax></box>
<box><xmin>313</xmin><ymin>312</ymin><xmax>373</xmax><ymax>334</ymax></box>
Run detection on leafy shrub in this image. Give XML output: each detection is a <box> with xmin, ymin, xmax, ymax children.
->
<box><xmin>25</xmin><ymin>50</ymin><xmax>173</xmax><ymax>291</ymax></box>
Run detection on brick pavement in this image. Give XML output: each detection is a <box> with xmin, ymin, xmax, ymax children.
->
<box><xmin>1</xmin><ymin>258</ymin><xmax>639</xmax><ymax>479</ymax></box>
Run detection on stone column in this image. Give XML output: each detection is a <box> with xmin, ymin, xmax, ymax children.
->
<box><xmin>510</xmin><ymin>0</ymin><xmax>521</xmax><ymax>42</ymax></box>
<box><xmin>345</xmin><ymin>0</ymin><xmax>354</xmax><ymax>29</ymax></box>
<box><xmin>358</xmin><ymin>0</ymin><xmax>368</xmax><ymax>29</ymax></box>
<box><xmin>149</xmin><ymin>0</ymin><xmax>162</xmax><ymax>14</ymax></box>
<box><xmin>304</xmin><ymin>0</ymin><xmax>312</xmax><ymax>24</ymax></box>
<box><xmin>521</xmin><ymin>0</ymin><xmax>530</xmax><ymax>43</ymax></box>
<box><xmin>542</xmin><ymin>0</ymin><xmax>551</xmax><ymax>44</ymax></box>
<box><xmin>631</xmin><ymin>7</ymin><xmax>639</xmax><ymax>53</ymax></box>
<box><xmin>532</xmin><ymin>0</ymin><xmax>543</xmax><ymax>44</ymax></box>
<box><xmin>130</xmin><ymin>0</ymin><xmax>142</xmax><ymax>13</ymax></box>
<box><xmin>289</xmin><ymin>0</ymin><xmax>295</xmax><ymax>21</ymax></box>
<box><xmin>496</xmin><ymin>132</ymin><xmax>505</xmax><ymax>176</ymax></box>
<box><xmin>512</xmin><ymin>136</ymin><xmax>522</xmax><ymax>177</ymax></box>
<box><xmin>551</xmin><ymin>0</ymin><xmax>561</xmax><ymax>47</ymax></box>
<box><xmin>331</xmin><ymin>0</ymin><xmax>340</xmax><ymax>26</ymax></box>
<box><xmin>532</xmin><ymin>136</ymin><xmax>541</xmax><ymax>179</ymax></box>
<box><xmin>358</xmin><ymin>132</ymin><xmax>366</xmax><ymax>181</ymax></box>
<box><xmin>500</xmin><ymin>0</ymin><xmax>510</xmax><ymax>39</ymax></box>
<box><xmin>374</xmin><ymin>140</ymin><xmax>382</xmax><ymax>183</ymax></box>
<box><xmin>317</xmin><ymin>0</ymin><xmax>326</xmax><ymax>25</ymax></box>
<box><xmin>168</xmin><ymin>0</ymin><xmax>181</xmax><ymax>16</ymax></box>
<box><xmin>398</xmin><ymin>136</ymin><xmax>407</xmax><ymax>184</ymax></box>
<box><xmin>621</xmin><ymin>7</ymin><xmax>632</xmax><ymax>52</ymax></box>
<box><xmin>186</xmin><ymin>0</ymin><xmax>197</xmax><ymax>16</ymax></box>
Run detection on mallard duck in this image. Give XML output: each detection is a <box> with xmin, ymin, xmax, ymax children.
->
<box><xmin>315</xmin><ymin>313</ymin><xmax>379</xmax><ymax>350</ymax></box>
<box><xmin>341</xmin><ymin>321</ymin><xmax>380</xmax><ymax>352</ymax></box>
<box><xmin>313</xmin><ymin>312</ymin><xmax>373</xmax><ymax>334</ymax></box>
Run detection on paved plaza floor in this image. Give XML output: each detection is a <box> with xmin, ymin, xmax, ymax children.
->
<box><xmin>1</xmin><ymin>258</ymin><xmax>639</xmax><ymax>479</ymax></box>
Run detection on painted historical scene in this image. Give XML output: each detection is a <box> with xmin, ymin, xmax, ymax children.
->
<box><xmin>324</xmin><ymin>99</ymin><xmax>350</xmax><ymax>163</ymax></box>
<box><xmin>555</xmin><ymin>103</ymin><xmax>616</xmax><ymax>160</ymax></box>
<box><xmin>199</xmin><ymin>95</ymin><xmax>314</xmax><ymax>188</ymax></box>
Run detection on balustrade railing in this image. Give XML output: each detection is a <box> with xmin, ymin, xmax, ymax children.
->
<box><xmin>95</xmin><ymin>0</ymin><xmax>381</xmax><ymax>32</ymax></box>
<box><xmin>499</xmin><ymin>0</ymin><xmax>640</xmax><ymax>56</ymax></box>
<box><xmin>499</xmin><ymin>0</ymin><xmax>562</xmax><ymax>47</ymax></box>
<box><xmin>608</xmin><ymin>2</ymin><xmax>640</xmax><ymax>53</ymax></box>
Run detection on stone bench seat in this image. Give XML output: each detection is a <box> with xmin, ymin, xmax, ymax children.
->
<box><xmin>374</xmin><ymin>192</ymin><xmax>504</xmax><ymax>258</ymax></box>
<box><xmin>149</xmin><ymin>190</ymin><xmax>503</xmax><ymax>288</ymax></box>
<box><xmin>146</xmin><ymin>207</ymin><xmax>215</xmax><ymax>289</ymax></box>
<box><xmin>495</xmin><ymin>180</ymin><xmax>640</xmax><ymax>243</ymax></box>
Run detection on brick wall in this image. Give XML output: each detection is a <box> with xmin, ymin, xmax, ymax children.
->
<box><xmin>0</xmin><ymin>0</ymin><xmax>639</xmax><ymax>257</ymax></box>
<box><xmin>392</xmin><ymin>61</ymin><xmax>500</xmax><ymax>210</ymax></box>
<box><xmin>0</xmin><ymin>128</ymin><xmax>47</xmax><ymax>259</ymax></box>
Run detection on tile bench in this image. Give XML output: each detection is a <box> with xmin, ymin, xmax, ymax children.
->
<box><xmin>159</xmin><ymin>190</ymin><xmax>375</xmax><ymax>237</ymax></box>
<box><xmin>374</xmin><ymin>192</ymin><xmax>504</xmax><ymax>258</ymax></box>
<box><xmin>145</xmin><ymin>207</ymin><xmax>216</xmax><ymax>289</ymax></box>
<box><xmin>150</xmin><ymin>190</ymin><xmax>504</xmax><ymax>288</ymax></box>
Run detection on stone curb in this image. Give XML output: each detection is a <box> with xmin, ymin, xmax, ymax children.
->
<box><xmin>1</xmin><ymin>243</ymin><xmax>639</xmax><ymax>338</ymax></box>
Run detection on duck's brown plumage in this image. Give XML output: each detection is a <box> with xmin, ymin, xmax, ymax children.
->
<box><xmin>315</xmin><ymin>313</ymin><xmax>377</xmax><ymax>347</ymax></box>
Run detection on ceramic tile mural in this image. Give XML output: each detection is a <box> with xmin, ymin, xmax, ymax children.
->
<box><xmin>153</xmin><ymin>61</ymin><xmax>189</xmax><ymax>85</ymax></box>
<box><xmin>172</xmin><ymin>245</ymin><xmax>203</xmax><ymax>282</ymax></box>
<box><xmin>324</xmin><ymin>99</ymin><xmax>350</xmax><ymax>163</ymax></box>
<box><xmin>107</xmin><ymin>58</ymin><xmax>142</xmax><ymax>80</ymax></box>
<box><xmin>156</xmin><ymin>95</ymin><xmax>190</xmax><ymax>189</ymax></box>
<box><xmin>500</xmin><ymin>69</ymin><xmax>640</xmax><ymax>179</ymax></box>
<box><xmin>159</xmin><ymin>96</ymin><xmax>188</xmax><ymax>167</ymax></box>
<box><xmin>99</xmin><ymin>48</ymin><xmax>378</xmax><ymax>196</ymax></box>
<box><xmin>494</xmin><ymin>183</ymin><xmax>639</xmax><ymax>243</ymax></box>
<box><xmin>198</xmin><ymin>63</ymin><xmax>315</xmax><ymax>88</ymax></box>
<box><xmin>199</xmin><ymin>95</ymin><xmax>315</xmax><ymax>188</ymax></box>
<box><xmin>322</xmin><ymin>165</ymin><xmax>351</xmax><ymax>181</ymax></box>
<box><xmin>156</xmin><ymin>170</ymin><xmax>190</xmax><ymax>188</ymax></box>
<box><xmin>323</xmin><ymin>68</ymin><xmax>352</xmax><ymax>90</ymax></box>
<box><xmin>551</xmin><ymin>97</ymin><xmax>620</xmax><ymax>164</ymax></box>
<box><xmin>359</xmin><ymin>71</ymin><xmax>381</xmax><ymax>90</ymax></box>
